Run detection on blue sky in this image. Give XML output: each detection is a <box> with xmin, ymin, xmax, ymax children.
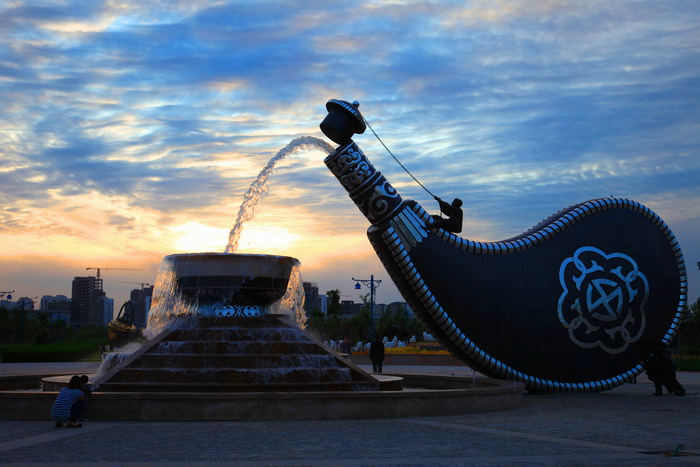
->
<box><xmin>0</xmin><ymin>0</ymin><xmax>698</xmax><ymax>311</ymax></box>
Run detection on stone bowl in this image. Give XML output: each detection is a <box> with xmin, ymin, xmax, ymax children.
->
<box><xmin>164</xmin><ymin>253</ymin><xmax>298</xmax><ymax>307</ymax></box>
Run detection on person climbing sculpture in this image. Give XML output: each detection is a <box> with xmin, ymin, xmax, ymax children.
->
<box><xmin>431</xmin><ymin>196</ymin><xmax>463</xmax><ymax>233</ymax></box>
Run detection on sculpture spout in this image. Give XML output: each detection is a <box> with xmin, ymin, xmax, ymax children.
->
<box><xmin>321</xmin><ymin>99</ymin><xmax>404</xmax><ymax>226</ymax></box>
<box><xmin>324</xmin><ymin>142</ymin><xmax>404</xmax><ymax>226</ymax></box>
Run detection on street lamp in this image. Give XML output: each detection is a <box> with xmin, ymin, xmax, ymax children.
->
<box><xmin>352</xmin><ymin>275</ymin><xmax>382</xmax><ymax>340</ymax></box>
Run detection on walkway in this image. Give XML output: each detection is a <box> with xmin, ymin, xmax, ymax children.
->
<box><xmin>0</xmin><ymin>363</ymin><xmax>698</xmax><ymax>466</ymax></box>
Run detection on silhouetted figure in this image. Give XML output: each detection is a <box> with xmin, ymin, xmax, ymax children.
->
<box><xmin>370</xmin><ymin>336</ymin><xmax>385</xmax><ymax>373</ymax></box>
<box><xmin>50</xmin><ymin>375</ymin><xmax>84</xmax><ymax>428</ymax></box>
<box><xmin>79</xmin><ymin>375</ymin><xmax>92</xmax><ymax>418</ymax></box>
<box><xmin>432</xmin><ymin>197</ymin><xmax>463</xmax><ymax>233</ymax></box>
<box><xmin>340</xmin><ymin>336</ymin><xmax>352</xmax><ymax>359</ymax></box>
<box><xmin>646</xmin><ymin>342</ymin><xmax>685</xmax><ymax>396</ymax></box>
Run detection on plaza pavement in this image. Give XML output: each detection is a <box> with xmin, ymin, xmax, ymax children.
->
<box><xmin>0</xmin><ymin>362</ymin><xmax>698</xmax><ymax>466</ymax></box>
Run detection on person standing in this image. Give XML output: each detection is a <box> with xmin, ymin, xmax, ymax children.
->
<box><xmin>646</xmin><ymin>342</ymin><xmax>685</xmax><ymax>396</ymax></box>
<box><xmin>340</xmin><ymin>336</ymin><xmax>353</xmax><ymax>359</ymax></box>
<box><xmin>50</xmin><ymin>376</ymin><xmax>85</xmax><ymax>427</ymax></box>
<box><xmin>370</xmin><ymin>335</ymin><xmax>385</xmax><ymax>373</ymax></box>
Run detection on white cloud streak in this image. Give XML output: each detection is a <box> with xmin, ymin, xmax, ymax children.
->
<box><xmin>1</xmin><ymin>0</ymin><xmax>698</xmax><ymax>305</ymax></box>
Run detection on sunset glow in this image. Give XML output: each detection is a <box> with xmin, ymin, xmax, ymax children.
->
<box><xmin>0</xmin><ymin>0</ymin><xmax>697</xmax><ymax>309</ymax></box>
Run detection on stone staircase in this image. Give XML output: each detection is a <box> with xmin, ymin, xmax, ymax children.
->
<box><xmin>97</xmin><ymin>315</ymin><xmax>378</xmax><ymax>392</ymax></box>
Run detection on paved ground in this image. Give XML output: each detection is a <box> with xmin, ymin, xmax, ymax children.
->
<box><xmin>0</xmin><ymin>362</ymin><xmax>699</xmax><ymax>466</ymax></box>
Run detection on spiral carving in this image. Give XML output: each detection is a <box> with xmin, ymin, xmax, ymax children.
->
<box><xmin>325</xmin><ymin>142</ymin><xmax>403</xmax><ymax>225</ymax></box>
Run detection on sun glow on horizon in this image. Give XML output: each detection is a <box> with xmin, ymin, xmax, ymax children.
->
<box><xmin>169</xmin><ymin>222</ymin><xmax>230</xmax><ymax>253</ymax></box>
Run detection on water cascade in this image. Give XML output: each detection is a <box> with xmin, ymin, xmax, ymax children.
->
<box><xmin>92</xmin><ymin>137</ymin><xmax>375</xmax><ymax>393</ymax></box>
<box><xmin>225</xmin><ymin>136</ymin><xmax>333</xmax><ymax>253</ymax></box>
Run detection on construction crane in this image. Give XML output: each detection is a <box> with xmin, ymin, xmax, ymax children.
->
<box><xmin>85</xmin><ymin>267</ymin><xmax>142</xmax><ymax>279</ymax></box>
<box><xmin>116</xmin><ymin>281</ymin><xmax>151</xmax><ymax>289</ymax></box>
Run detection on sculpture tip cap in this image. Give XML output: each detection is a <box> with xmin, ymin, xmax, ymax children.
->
<box><xmin>320</xmin><ymin>98</ymin><xmax>367</xmax><ymax>145</ymax></box>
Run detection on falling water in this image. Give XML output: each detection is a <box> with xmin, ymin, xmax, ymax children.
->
<box><xmin>269</xmin><ymin>262</ymin><xmax>307</xmax><ymax>329</ymax></box>
<box><xmin>224</xmin><ymin>136</ymin><xmax>334</xmax><ymax>253</ymax></box>
<box><xmin>94</xmin><ymin>137</ymin><xmax>333</xmax><ymax>382</ymax></box>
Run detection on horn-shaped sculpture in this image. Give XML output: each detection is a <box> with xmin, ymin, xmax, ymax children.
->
<box><xmin>320</xmin><ymin>99</ymin><xmax>687</xmax><ymax>393</ymax></box>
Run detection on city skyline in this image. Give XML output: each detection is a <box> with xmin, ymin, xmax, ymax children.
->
<box><xmin>1</xmin><ymin>1</ymin><xmax>698</xmax><ymax>310</ymax></box>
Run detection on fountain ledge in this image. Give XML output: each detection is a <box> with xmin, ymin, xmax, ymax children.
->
<box><xmin>0</xmin><ymin>376</ymin><xmax>523</xmax><ymax>421</ymax></box>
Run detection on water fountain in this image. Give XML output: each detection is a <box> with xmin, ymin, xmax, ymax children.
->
<box><xmin>92</xmin><ymin>253</ymin><xmax>379</xmax><ymax>393</ymax></box>
<box><xmin>0</xmin><ymin>113</ymin><xmax>524</xmax><ymax>421</ymax></box>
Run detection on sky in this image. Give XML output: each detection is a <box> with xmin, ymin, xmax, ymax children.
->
<box><xmin>1</xmin><ymin>0</ymin><xmax>698</xmax><ymax>313</ymax></box>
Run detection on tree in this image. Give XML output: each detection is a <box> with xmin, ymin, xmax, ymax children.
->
<box><xmin>326</xmin><ymin>289</ymin><xmax>342</xmax><ymax>315</ymax></box>
<box><xmin>377</xmin><ymin>304</ymin><xmax>424</xmax><ymax>342</ymax></box>
<box><xmin>679</xmin><ymin>297</ymin><xmax>700</xmax><ymax>351</ymax></box>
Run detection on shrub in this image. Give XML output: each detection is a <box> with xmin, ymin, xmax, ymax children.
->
<box><xmin>0</xmin><ymin>339</ymin><xmax>103</xmax><ymax>362</ymax></box>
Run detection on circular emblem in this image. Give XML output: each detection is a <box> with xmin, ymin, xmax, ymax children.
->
<box><xmin>213</xmin><ymin>304</ymin><xmax>263</xmax><ymax>317</ymax></box>
<box><xmin>557</xmin><ymin>246</ymin><xmax>649</xmax><ymax>354</ymax></box>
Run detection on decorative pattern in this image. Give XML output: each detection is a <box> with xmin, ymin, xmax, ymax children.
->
<box><xmin>213</xmin><ymin>304</ymin><xmax>264</xmax><ymax>317</ymax></box>
<box><xmin>371</xmin><ymin>199</ymin><xmax>687</xmax><ymax>393</ymax></box>
<box><xmin>557</xmin><ymin>246</ymin><xmax>649</xmax><ymax>354</ymax></box>
<box><xmin>324</xmin><ymin>143</ymin><xmax>403</xmax><ymax>225</ymax></box>
<box><xmin>423</xmin><ymin>197</ymin><xmax>687</xmax><ymax>347</ymax></box>
<box><xmin>389</xmin><ymin>207</ymin><xmax>429</xmax><ymax>251</ymax></box>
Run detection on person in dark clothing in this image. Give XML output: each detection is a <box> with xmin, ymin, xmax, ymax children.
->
<box><xmin>370</xmin><ymin>336</ymin><xmax>385</xmax><ymax>373</ymax></box>
<box><xmin>431</xmin><ymin>197</ymin><xmax>463</xmax><ymax>233</ymax></box>
<box><xmin>340</xmin><ymin>336</ymin><xmax>352</xmax><ymax>359</ymax></box>
<box><xmin>79</xmin><ymin>374</ymin><xmax>92</xmax><ymax>417</ymax></box>
<box><xmin>646</xmin><ymin>342</ymin><xmax>685</xmax><ymax>396</ymax></box>
<box><xmin>50</xmin><ymin>376</ymin><xmax>84</xmax><ymax>427</ymax></box>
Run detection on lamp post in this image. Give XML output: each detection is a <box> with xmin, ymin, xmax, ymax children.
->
<box><xmin>352</xmin><ymin>275</ymin><xmax>382</xmax><ymax>340</ymax></box>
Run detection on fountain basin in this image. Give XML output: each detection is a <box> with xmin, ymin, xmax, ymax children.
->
<box><xmin>1</xmin><ymin>375</ymin><xmax>523</xmax><ymax>420</ymax></box>
<box><xmin>165</xmin><ymin>253</ymin><xmax>297</xmax><ymax>308</ymax></box>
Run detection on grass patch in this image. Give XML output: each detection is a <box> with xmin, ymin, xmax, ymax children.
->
<box><xmin>0</xmin><ymin>339</ymin><xmax>103</xmax><ymax>363</ymax></box>
<box><xmin>676</xmin><ymin>357</ymin><xmax>700</xmax><ymax>372</ymax></box>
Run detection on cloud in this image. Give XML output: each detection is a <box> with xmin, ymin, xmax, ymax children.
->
<box><xmin>0</xmin><ymin>0</ymin><xmax>698</xmax><ymax>306</ymax></box>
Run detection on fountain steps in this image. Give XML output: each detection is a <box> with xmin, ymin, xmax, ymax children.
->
<box><xmin>167</xmin><ymin>329</ymin><xmax>305</xmax><ymax>341</ymax></box>
<box><xmin>127</xmin><ymin>354</ymin><xmax>340</xmax><ymax>369</ymax></box>
<box><xmin>104</xmin><ymin>368</ymin><xmax>352</xmax><ymax>384</ymax></box>
<box><xmin>97</xmin><ymin>382</ymin><xmax>361</xmax><ymax>393</ymax></box>
<box><xmin>98</xmin><ymin>314</ymin><xmax>378</xmax><ymax>392</ymax></box>
<box><xmin>152</xmin><ymin>342</ymin><xmax>321</xmax><ymax>354</ymax></box>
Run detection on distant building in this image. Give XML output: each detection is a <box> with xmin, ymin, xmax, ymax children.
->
<box><xmin>340</xmin><ymin>300</ymin><xmax>362</xmax><ymax>316</ymax></box>
<box><xmin>384</xmin><ymin>301</ymin><xmax>414</xmax><ymax>317</ymax></box>
<box><xmin>317</xmin><ymin>294</ymin><xmax>328</xmax><ymax>316</ymax></box>
<box><xmin>302</xmin><ymin>282</ymin><xmax>319</xmax><ymax>314</ymax></box>
<box><xmin>41</xmin><ymin>295</ymin><xmax>72</xmax><ymax>323</ymax></box>
<box><xmin>16</xmin><ymin>297</ymin><xmax>36</xmax><ymax>310</ymax></box>
<box><xmin>71</xmin><ymin>276</ymin><xmax>106</xmax><ymax>326</ymax></box>
<box><xmin>130</xmin><ymin>285</ymin><xmax>154</xmax><ymax>328</ymax></box>
<box><xmin>103</xmin><ymin>297</ymin><xmax>114</xmax><ymax>325</ymax></box>
<box><xmin>372</xmin><ymin>303</ymin><xmax>386</xmax><ymax>321</ymax></box>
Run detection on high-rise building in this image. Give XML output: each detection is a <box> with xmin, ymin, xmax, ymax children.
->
<box><xmin>130</xmin><ymin>285</ymin><xmax>154</xmax><ymax>328</ymax></box>
<box><xmin>317</xmin><ymin>294</ymin><xmax>328</xmax><ymax>316</ymax></box>
<box><xmin>103</xmin><ymin>297</ymin><xmax>114</xmax><ymax>325</ymax></box>
<box><xmin>41</xmin><ymin>295</ymin><xmax>72</xmax><ymax>323</ymax></box>
<box><xmin>71</xmin><ymin>276</ymin><xmax>106</xmax><ymax>326</ymax></box>
<box><xmin>302</xmin><ymin>282</ymin><xmax>319</xmax><ymax>314</ymax></box>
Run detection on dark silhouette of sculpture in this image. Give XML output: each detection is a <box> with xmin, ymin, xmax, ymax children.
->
<box><xmin>320</xmin><ymin>98</ymin><xmax>687</xmax><ymax>393</ymax></box>
<box><xmin>432</xmin><ymin>197</ymin><xmax>463</xmax><ymax>233</ymax></box>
